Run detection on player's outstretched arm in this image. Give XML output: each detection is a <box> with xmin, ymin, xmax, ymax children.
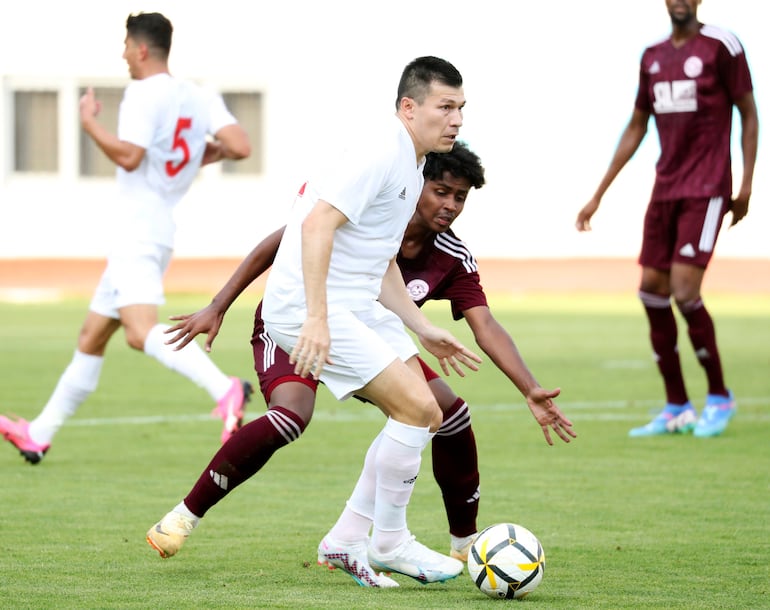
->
<box><xmin>165</xmin><ymin>226</ymin><xmax>285</xmax><ymax>351</ymax></box>
<box><xmin>462</xmin><ymin>305</ymin><xmax>575</xmax><ymax>444</ymax></box>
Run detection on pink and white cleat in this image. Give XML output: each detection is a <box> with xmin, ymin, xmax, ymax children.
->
<box><xmin>211</xmin><ymin>378</ymin><xmax>253</xmax><ymax>444</ymax></box>
<box><xmin>0</xmin><ymin>415</ymin><xmax>50</xmax><ymax>464</ymax></box>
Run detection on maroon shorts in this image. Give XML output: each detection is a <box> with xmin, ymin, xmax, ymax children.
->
<box><xmin>639</xmin><ymin>196</ymin><xmax>728</xmax><ymax>270</ymax></box>
<box><xmin>251</xmin><ymin>302</ymin><xmax>318</xmax><ymax>404</ymax></box>
<box><xmin>251</xmin><ymin>302</ymin><xmax>440</xmax><ymax>404</ymax></box>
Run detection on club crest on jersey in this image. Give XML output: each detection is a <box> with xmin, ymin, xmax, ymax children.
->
<box><xmin>683</xmin><ymin>56</ymin><xmax>703</xmax><ymax>78</ymax></box>
<box><xmin>406</xmin><ymin>279</ymin><xmax>429</xmax><ymax>301</ymax></box>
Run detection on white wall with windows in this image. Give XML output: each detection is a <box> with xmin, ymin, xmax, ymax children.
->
<box><xmin>1</xmin><ymin>0</ymin><xmax>767</xmax><ymax>259</ymax></box>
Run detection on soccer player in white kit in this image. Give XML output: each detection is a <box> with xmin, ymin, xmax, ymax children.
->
<box><xmin>0</xmin><ymin>12</ymin><xmax>252</xmax><ymax>464</ymax></box>
<box><xmin>260</xmin><ymin>56</ymin><xmax>480</xmax><ymax>586</ymax></box>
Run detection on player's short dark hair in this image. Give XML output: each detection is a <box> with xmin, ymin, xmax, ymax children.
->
<box><xmin>396</xmin><ymin>56</ymin><xmax>463</xmax><ymax>109</ymax></box>
<box><xmin>423</xmin><ymin>141</ymin><xmax>485</xmax><ymax>190</ymax></box>
<box><xmin>126</xmin><ymin>12</ymin><xmax>173</xmax><ymax>59</ymax></box>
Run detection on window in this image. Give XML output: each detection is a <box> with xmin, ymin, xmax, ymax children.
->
<box><xmin>8</xmin><ymin>82</ymin><xmax>262</xmax><ymax>178</ymax></box>
<box><xmin>222</xmin><ymin>91</ymin><xmax>263</xmax><ymax>175</ymax></box>
<box><xmin>14</xmin><ymin>91</ymin><xmax>58</xmax><ymax>172</ymax></box>
<box><xmin>79</xmin><ymin>87</ymin><xmax>122</xmax><ymax>177</ymax></box>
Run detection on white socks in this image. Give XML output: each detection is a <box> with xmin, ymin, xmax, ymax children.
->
<box><xmin>175</xmin><ymin>501</ymin><xmax>202</xmax><ymax>523</ymax></box>
<box><xmin>29</xmin><ymin>324</ymin><xmax>232</xmax><ymax>446</ymax></box>
<box><xmin>143</xmin><ymin>324</ymin><xmax>231</xmax><ymax>401</ymax></box>
<box><xmin>29</xmin><ymin>350</ymin><xmax>103</xmax><ymax>445</ymax></box>
<box><xmin>331</xmin><ymin>418</ymin><xmax>432</xmax><ymax>554</ymax></box>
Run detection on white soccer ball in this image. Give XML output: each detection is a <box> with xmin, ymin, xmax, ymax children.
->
<box><xmin>467</xmin><ymin>522</ymin><xmax>545</xmax><ymax>599</ymax></box>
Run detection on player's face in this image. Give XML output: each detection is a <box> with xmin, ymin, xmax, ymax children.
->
<box><xmin>122</xmin><ymin>36</ymin><xmax>142</xmax><ymax>79</ymax></box>
<box><xmin>414</xmin><ymin>171</ymin><xmax>471</xmax><ymax>233</ymax></box>
<box><xmin>409</xmin><ymin>83</ymin><xmax>465</xmax><ymax>157</ymax></box>
<box><xmin>666</xmin><ymin>0</ymin><xmax>700</xmax><ymax>25</ymax></box>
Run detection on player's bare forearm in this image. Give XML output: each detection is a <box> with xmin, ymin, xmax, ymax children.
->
<box><xmin>465</xmin><ymin>307</ymin><xmax>539</xmax><ymax>393</ymax></box>
<box><xmin>213</xmin><ymin>124</ymin><xmax>251</xmax><ymax>160</ymax></box>
<box><xmin>292</xmin><ymin>201</ymin><xmax>343</xmax><ymax>379</ymax></box>
<box><xmin>584</xmin><ymin>108</ymin><xmax>649</xmax><ymax>221</ymax></box>
<box><xmin>211</xmin><ymin>226</ymin><xmax>284</xmax><ymax>304</ymax></box>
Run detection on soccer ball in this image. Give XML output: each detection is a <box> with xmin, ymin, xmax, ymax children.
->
<box><xmin>467</xmin><ymin>522</ymin><xmax>545</xmax><ymax>599</ymax></box>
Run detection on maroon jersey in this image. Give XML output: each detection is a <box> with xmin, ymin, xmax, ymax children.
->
<box><xmin>635</xmin><ymin>25</ymin><xmax>753</xmax><ymax>201</ymax></box>
<box><xmin>398</xmin><ymin>228</ymin><xmax>487</xmax><ymax>320</ymax></box>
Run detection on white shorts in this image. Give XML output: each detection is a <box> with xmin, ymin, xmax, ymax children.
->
<box><xmin>265</xmin><ymin>302</ymin><xmax>419</xmax><ymax>401</ymax></box>
<box><xmin>89</xmin><ymin>242</ymin><xmax>172</xmax><ymax>319</ymax></box>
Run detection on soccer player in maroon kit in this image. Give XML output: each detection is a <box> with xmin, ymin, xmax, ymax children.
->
<box><xmin>576</xmin><ymin>0</ymin><xmax>758</xmax><ymax>438</ymax></box>
<box><xmin>147</xmin><ymin>142</ymin><xmax>575</xmax><ymax>583</ymax></box>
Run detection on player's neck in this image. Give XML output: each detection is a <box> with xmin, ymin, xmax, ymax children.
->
<box><xmin>401</xmin><ymin>226</ymin><xmax>434</xmax><ymax>259</ymax></box>
<box><xmin>670</xmin><ymin>20</ymin><xmax>701</xmax><ymax>47</ymax></box>
<box><xmin>136</xmin><ymin>61</ymin><xmax>170</xmax><ymax>80</ymax></box>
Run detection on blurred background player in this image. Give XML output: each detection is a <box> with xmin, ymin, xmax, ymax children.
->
<box><xmin>575</xmin><ymin>0</ymin><xmax>758</xmax><ymax>438</ymax></box>
<box><xmin>0</xmin><ymin>12</ymin><xmax>253</xmax><ymax>464</ymax></box>
<box><xmin>147</xmin><ymin>142</ymin><xmax>575</xmax><ymax>582</ymax></box>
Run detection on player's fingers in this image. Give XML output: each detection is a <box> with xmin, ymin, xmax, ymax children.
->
<box><xmin>455</xmin><ymin>352</ymin><xmax>480</xmax><ymax>372</ymax></box>
<box><xmin>554</xmin><ymin>426</ymin><xmax>573</xmax><ymax>443</ymax></box>
<box><xmin>164</xmin><ymin>321</ymin><xmax>187</xmax><ymax>333</ymax></box>
<box><xmin>460</xmin><ymin>346</ymin><xmax>482</xmax><ymax>364</ymax></box>
<box><xmin>204</xmin><ymin>331</ymin><xmax>219</xmax><ymax>353</ymax></box>
<box><xmin>541</xmin><ymin>427</ymin><xmax>554</xmax><ymax>446</ymax></box>
<box><xmin>438</xmin><ymin>357</ymin><xmax>451</xmax><ymax>377</ymax></box>
<box><xmin>448</xmin><ymin>356</ymin><xmax>467</xmax><ymax>378</ymax></box>
<box><xmin>289</xmin><ymin>339</ymin><xmax>305</xmax><ymax>365</ymax></box>
<box><xmin>169</xmin><ymin>333</ymin><xmax>193</xmax><ymax>351</ymax></box>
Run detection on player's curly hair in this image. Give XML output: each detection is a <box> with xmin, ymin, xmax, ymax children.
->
<box><xmin>424</xmin><ymin>141</ymin><xmax>485</xmax><ymax>190</ymax></box>
<box><xmin>126</xmin><ymin>12</ymin><xmax>173</xmax><ymax>59</ymax></box>
<box><xmin>396</xmin><ymin>56</ymin><xmax>463</xmax><ymax>109</ymax></box>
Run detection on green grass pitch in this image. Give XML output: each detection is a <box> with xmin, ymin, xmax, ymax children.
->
<box><xmin>1</xmin><ymin>292</ymin><xmax>768</xmax><ymax>609</ymax></box>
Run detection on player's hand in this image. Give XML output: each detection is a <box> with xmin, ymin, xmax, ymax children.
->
<box><xmin>78</xmin><ymin>87</ymin><xmax>102</xmax><ymax>124</ymax></box>
<box><xmin>729</xmin><ymin>193</ymin><xmax>750</xmax><ymax>226</ymax></box>
<box><xmin>417</xmin><ymin>327</ymin><xmax>482</xmax><ymax>377</ymax></box>
<box><xmin>165</xmin><ymin>304</ymin><xmax>225</xmax><ymax>352</ymax></box>
<box><xmin>575</xmin><ymin>198</ymin><xmax>600</xmax><ymax>232</ymax></box>
<box><xmin>525</xmin><ymin>386</ymin><xmax>576</xmax><ymax>445</ymax></box>
<box><xmin>201</xmin><ymin>140</ymin><xmax>224</xmax><ymax>166</ymax></box>
<box><xmin>290</xmin><ymin>315</ymin><xmax>333</xmax><ymax>380</ymax></box>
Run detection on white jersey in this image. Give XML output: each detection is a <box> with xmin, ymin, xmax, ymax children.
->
<box><xmin>262</xmin><ymin>115</ymin><xmax>425</xmax><ymax>323</ymax></box>
<box><xmin>114</xmin><ymin>73</ymin><xmax>237</xmax><ymax>247</ymax></box>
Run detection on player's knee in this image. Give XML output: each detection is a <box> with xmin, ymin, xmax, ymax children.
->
<box><xmin>125</xmin><ymin>328</ymin><xmax>148</xmax><ymax>351</ymax></box>
<box><xmin>428</xmin><ymin>405</ymin><xmax>443</xmax><ymax>433</ymax></box>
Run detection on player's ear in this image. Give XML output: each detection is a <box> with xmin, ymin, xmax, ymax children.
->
<box><xmin>399</xmin><ymin>96</ymin><xmax>416</xmax><ymax>118</ymax></box>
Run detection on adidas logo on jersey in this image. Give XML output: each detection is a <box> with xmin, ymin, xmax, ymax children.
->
<box><xmin>679</xmin><ymin>243</ymin><xmax>696</xmax><ymax>257</ymax></box>
<box><xmin>398</xmin><ymin>187</ymin><xmax>406</xmax><ymax>200</ymax></box>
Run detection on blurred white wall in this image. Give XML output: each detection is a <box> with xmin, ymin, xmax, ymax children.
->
<box><xmin>1</xmin><ymin>0</ymin><xmax>766</xmax><ymax>259</ymax></box>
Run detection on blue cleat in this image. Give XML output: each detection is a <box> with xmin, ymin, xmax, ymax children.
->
<box><xmin>628</xmin><ymin>403</ymin><xmax>697</xmax><ymax>437</ymax></box>
<box><xmin>694</xmin><ymin>390</ymin><xmax>736</xmax><ymax>438</ymax></box>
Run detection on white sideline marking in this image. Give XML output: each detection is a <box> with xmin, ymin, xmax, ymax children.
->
<box><xmin>65</xmin><ymin>396</ymin><xmax>770</xmax><ymax>427</ymax></box>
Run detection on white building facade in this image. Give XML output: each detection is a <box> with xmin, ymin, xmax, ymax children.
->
<box><xmin>1</xmin><ymin>0</ymin><xmax>767</xmax><ymax>260</ymax></box>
